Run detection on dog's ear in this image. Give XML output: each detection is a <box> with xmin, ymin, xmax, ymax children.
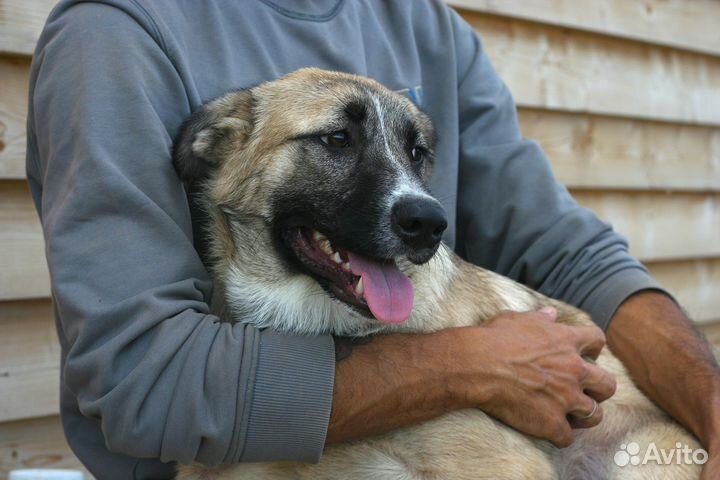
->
<box><xmin>173</xmin><ymin>90</ymin><xmax>255</xmax><ymax>185</ymax></box>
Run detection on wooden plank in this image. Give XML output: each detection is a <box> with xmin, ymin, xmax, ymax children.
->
<box><xmin>0</xmin><ymin>365</ymin><xmax>58</xmax><ymax>424</ymax></box>
<box><xmin>460</xmin><ymin>12</ymin><xmax>720</xmax><ymax>126</ymax></box>
<box><xmin>519</xmin><ymin>108</ymin><xmax>720</xmax><ymax>192</ymax></box>
<box><xmin>0</xmin><ymin>300</ymin><xmax>59</xmax><ymax>423</ymax></box>
<box><xmin>449</xmin><ymin>0</ymin><xmax>720</xmax><ymax>58</ymax></box>
<box><xmin>0</xmin><ymin>0</ymin><xmax>56</xmax><ymax>56</ymax></box>
<box><xmin>648</xmin><ymin>259</ymin><xmax>720</xmax><ymax>325</ymax></box>
<box><xmin>0</xmin><ymin>56</ymin><xmax>30</xmax><ymax>179</ymax></box>
<box><xmin>0</xmin><ymin>415</ymin><xmax>93</xmax><ymax>478</ymax></box>
<box><xmin>572</xmin><ymin>191</ymin><xmax>720</xmax><ymax>262</ymax></box>
<box><xmin>0</xmin><ymin>181</ymin><xmax>50</xmax><ymax>300</ymax></box>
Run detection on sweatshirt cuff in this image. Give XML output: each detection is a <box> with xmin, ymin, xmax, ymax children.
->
<box><xmin>235</xmin><ymin>329</ymin><xmax>336</xmax><ymax>463</ymax></box>
<box><xmin>578</xmin><ymin>267</ymin><xmax>673</xmax><ymax>331</ymax></box>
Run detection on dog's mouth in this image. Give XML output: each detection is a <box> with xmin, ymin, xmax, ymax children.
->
<box><xmin>282</xmin><ymin>227</ymin><xmax>414</xmax><ymax>324</ymax></box>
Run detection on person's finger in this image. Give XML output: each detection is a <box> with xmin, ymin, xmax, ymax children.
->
<box><xmin>581</xmin><ymin>363</ymin><xmax>617</xmax><ymax>403</ymax></box>
<box><xmin>570</xmin><ymin>325</ymin><xmax>606</xmax><ymax>360</ymax></box>
<box><xmin>567</xmin><ymin>396</ymin><xmax>604</xmax><ymax>429</ymax></box>
<box><xmin>547</xmin><ymin>417</ymin><xmax>575</xmax><ymax>448</ymax></box>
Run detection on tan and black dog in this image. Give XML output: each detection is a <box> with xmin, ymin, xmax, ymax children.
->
<box><xmin>173</xmin><ymin>68</ymin><xmax>701</xmax><ymax>479</ymax></box>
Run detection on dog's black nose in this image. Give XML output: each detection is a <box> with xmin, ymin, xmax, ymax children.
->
<box><xmin>392</xmin><ymin>198</ymin><xmax>448</xmax><ymax>249</ymax></box>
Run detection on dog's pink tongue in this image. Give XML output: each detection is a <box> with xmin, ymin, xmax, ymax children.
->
<box><xmin>347</xmin><ymin>252</ymin><xmax>414</xmax><ymax>324</ymax></box>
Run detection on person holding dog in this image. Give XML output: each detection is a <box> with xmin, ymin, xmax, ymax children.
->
<box><xmin>26</xmin><ymin>0</ymin><xmax>720</xmax><ymax>478</ymax></box>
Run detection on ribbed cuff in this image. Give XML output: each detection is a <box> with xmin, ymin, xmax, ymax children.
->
<box><xmin>236</xmin><ymin>330</ymin><xmax>335</xmax><ymax>463</ymax></box>
<box><xmin>579</xmin><ymin>267</ymin><xmax>673</xmax><ymax>331</ymax></box>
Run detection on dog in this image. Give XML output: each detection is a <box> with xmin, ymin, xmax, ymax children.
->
<box><xmin>172</xmin><ymin>68</ymin><xmax>702</xmax><ymax>479</ymax></box>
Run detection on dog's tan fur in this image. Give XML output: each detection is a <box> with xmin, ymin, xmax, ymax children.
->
<box><xmin>175</xmin><ymin>69</ymin><xmax>701</xmax><ymax>479</ymax></box>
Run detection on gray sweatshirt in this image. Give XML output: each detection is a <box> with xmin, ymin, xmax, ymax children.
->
<box><xmin>26</xmin><ymin>0</ymin><xmax>663</xmax><ymax>478</ymax></box>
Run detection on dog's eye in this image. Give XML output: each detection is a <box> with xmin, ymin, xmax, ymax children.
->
<box><xmin>410</xmin><ymin>147</ymin><xmax>424</xmax><ymax>163</ymax></box>
<box><xmin>320</xmin><ymin>131</ymin><xmax>351</xmax><ymax>148</ymax></box>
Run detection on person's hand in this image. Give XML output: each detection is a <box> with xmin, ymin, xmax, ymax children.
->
<box><xmin>445</xmin><ymin>307</ymin><xmax>616</xmax><ymax>448</ymax></box>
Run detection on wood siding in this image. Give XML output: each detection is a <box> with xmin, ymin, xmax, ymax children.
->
<box><xmin>1</xmin><ymin>0</ymin><xmax>719</xmax><ymax>476</ymax></box>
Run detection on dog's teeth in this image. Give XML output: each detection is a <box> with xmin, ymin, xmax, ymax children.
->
<box><xmin>320</xmin><ymin>240</ymin><xmax>333</xmax><ymax>255</ymax></box>
<box><xmin>313</xmin><ymin>230</ymin><xmax>327</xmax><ymax>242</ymax></box>
<box><xmin>341</xmin><ymin>262</ymin><xmax>351</xmax><ymax>272</ymax></box>
<box><xmin>332</xmin><ymin>252</ymin><xmax>342</xmax><ymax>264</ymax></box>
<box><xmin>355</xmin><ymin>278</ymin><xmax>364</xmax><ymax>295</ymax></box>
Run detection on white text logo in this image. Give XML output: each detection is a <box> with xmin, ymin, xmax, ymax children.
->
<box><xmin>614</xmin><ymin>442</ymin><xmax>707</xmax><ymax>468</ymax></box>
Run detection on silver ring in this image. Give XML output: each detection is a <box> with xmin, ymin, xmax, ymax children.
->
<box><xmin>579</xmin><ymin>399</ymin><xmax>598</xmax><ymax>420</ymax></box>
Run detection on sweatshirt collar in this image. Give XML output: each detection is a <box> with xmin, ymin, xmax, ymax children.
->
<box><xmin>257</xmin><ymin>0</ymin><xmax>345</xmax><ymax>21</ymax></box>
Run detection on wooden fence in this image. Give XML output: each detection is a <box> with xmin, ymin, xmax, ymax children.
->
<box><xmin>1</xmin><ymin>0</ymin><xmax>719</xmax><ymax>476</ymax></box>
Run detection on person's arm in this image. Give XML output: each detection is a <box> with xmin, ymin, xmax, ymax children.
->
<box><xmin>28</xmin><ymin>2</ymin><xmax>334</xmax><ymax>466</ymax></box>
<box><xmin>445</xmin><ymin>5</ymin><xmax>720</xmax><ymax>456</ymax></box>
<box><xmin>607</xmin><ymin>292</ymin><xmax>720</xmax><ymax>478</ymax></box>
<box><xmin>327</xmin><ymin>308</ymin><xmax>615</xmax><ymax>447</ymax></box>
<box><xmin>448</xmin><ymin>10</ymin><xmax>660</xmax><ymax>331</ymax></box>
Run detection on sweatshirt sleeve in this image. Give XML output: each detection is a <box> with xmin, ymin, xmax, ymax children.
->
<box><xmin>26</xmin><ymin>2</ymin><xmax>334</xmax><ymax>466</ymax></box>
<box><xmin>448</xmin><ymin>11</ymin><xmax>666</xmax><ymax>329</ymax></box>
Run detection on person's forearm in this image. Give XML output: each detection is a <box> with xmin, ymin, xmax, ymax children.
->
<box><xmin>326</xmin><ymin>330</ymin><xmax>466</xmax><ymax>444</ymax></box>
<box><xmin>607</xmin><ymin>291</ymin><xmax>720</xmax><ymax>449</ymax></box>
<box><xmin>327</xmin><ymin>309</ymin><xmax>615</xmax><ymax>447</ymax></box>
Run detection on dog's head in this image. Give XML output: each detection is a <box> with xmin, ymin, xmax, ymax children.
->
<box><xmin>174</xmin><ymin>68</ymin><xmax>446</xmax><ymax>325</ymax></box>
